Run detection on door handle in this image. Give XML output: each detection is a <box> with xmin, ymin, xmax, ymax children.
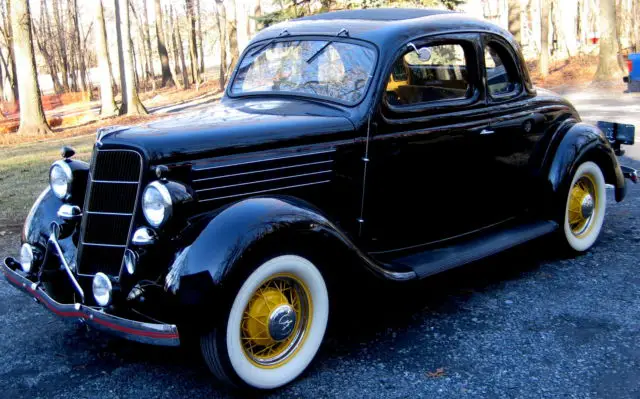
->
<box><xmin>480</xmin><ymin>129</ymin><xmax>495</xmax><ymax>135</ymax></box>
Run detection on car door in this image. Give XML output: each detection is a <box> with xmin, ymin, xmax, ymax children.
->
<box><xmin>481</xmin><ymin>34</ymin><xmax>546</xmax><ymax>218</ymax></box>
<box><xmin>363</xmin><ymin>33</ymin><xmax>509</xmax><ymax>252</ymax></box>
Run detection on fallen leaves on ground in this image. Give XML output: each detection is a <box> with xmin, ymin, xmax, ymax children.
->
<box><xmin>426</xmin><ymin>367</ymin><xmax>446</xmax><ymax>378</ymax></box>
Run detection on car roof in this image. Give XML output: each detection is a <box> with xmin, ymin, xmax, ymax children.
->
<box><xmin>298</xmin><ymin>8</ymin><xmax>454</xmax><ymax>21</ymax></box>
<box><xmin>252</xmin><ymin>8</ymin><xmax>514</xmax><ymax>51</ymax></box>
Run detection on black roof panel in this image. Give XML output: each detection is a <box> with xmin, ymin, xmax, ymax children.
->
<box><xmin>298</xmin><ymin>8</ymin><xmax>455</xmax><ymax>22</ymax></box>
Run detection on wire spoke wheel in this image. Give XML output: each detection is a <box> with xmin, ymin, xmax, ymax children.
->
<box><xmin>567</xmin><ymin>174</ymin><xmax>598</xmax><ymax>238</ymax></box>
<box><xmin>561</xmin><ymin>161</ymin><xmax>606</xmax><ymax>252</ymax></box>
<box><xmin>240</xmin><ymin>273</ymin><xmax>312</xmax><ymax>368</ymax></box>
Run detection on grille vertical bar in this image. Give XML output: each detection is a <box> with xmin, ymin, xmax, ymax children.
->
<box><xmin>77</xmin><ymin>149</ymin><xmax>143</xmax><ymax>276</ymax></box>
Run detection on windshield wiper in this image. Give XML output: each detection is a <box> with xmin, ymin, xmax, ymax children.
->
<box><xmin>306</xmin><ymin>28</ymin><xmax>349</xmax><ymax>64</ymax></box>
<box><xmin>250</xmin><ymin>29</ymin><xmax>290</xmax><ymax>57</ymax></box>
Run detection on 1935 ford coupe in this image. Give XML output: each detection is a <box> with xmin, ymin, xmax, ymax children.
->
<box><xmin>3</xmin><ymin>8</ymin><xmax>638</xmax><ymax>390</ymax></box>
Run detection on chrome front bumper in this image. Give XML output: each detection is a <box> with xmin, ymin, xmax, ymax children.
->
<box><xmin>2</xmin><ymin>257</ymin><xmax>180</xmax><ymax>346</ymax></box>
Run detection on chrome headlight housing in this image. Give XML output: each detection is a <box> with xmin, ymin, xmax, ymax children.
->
<box><xmin>49</xmin><ymin>160</ymin><xmax>73</xmax><ymax>200</ymax></box>
<box><xmin>142</xmin><ymin>181</ymin><xmax>173</xmax><ymax>228</ymax></box>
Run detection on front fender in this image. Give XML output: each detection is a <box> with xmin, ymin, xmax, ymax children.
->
<box><xmin>545</xmin><ymin>122</ymin><xmax>625</xmax><ymax>209</ymax></box>
<box><xmin>167</xmin><ymin>196</ymin><xmax>414</xmax><ymax>325</ymax></box>
<box><xmin>22</xmin><ymin>187</ymin><xmax>63</xmax><ymax>246</ymax></box>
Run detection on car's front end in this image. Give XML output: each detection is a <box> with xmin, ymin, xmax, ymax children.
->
<box><xmin>3</xmin><ymin>143</ymin><xmax>188</xmax><ymax>346</ymax></box>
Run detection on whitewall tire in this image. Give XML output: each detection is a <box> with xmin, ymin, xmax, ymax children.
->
<box><xmin>201</xmin><ymin>255</ymin><xmax>329</xmax><ymax>390</ymax></box>
<box><xmin>562</xmin><ymin>161</ymin><xmax>606</xmax><ymax>252</ymax></box>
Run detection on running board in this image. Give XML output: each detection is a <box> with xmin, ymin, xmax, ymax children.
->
<box><xmin>391</xmin><ymin>220</ymin><xmax>558</xmax><ymax>279</ymax></box>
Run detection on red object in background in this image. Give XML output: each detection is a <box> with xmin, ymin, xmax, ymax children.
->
<box><xmin>628</xmin><ymin>59</ymin><xmax>634</xmax><ymax>73</ymax></box>
<box><xmin>590</xmin><ymin>37</ymin><xmax>600</xmax><ymax>45</ymax></box>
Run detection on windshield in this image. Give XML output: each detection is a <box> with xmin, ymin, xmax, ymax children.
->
<box><xmin>230</xmin><ymin>40</ymin><xmax>376</xmax><ymax>105</ymax></box>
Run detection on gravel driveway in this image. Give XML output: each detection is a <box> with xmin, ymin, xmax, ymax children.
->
<box><xmin>1</xmin><ymin>94</ymin><xmax>640</xmax><ymax>398</ymax></box>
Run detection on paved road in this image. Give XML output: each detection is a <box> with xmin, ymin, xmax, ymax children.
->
<box><xmin>1</xmin><ymin>91</ymin><xmax>640</xmax><ymax>398</ymax></box>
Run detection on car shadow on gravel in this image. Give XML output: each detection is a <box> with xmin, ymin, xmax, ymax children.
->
<box><xmin>323</xmin><ymin>235</ymin><xmax>567</xmax><ymax>350</ymax></box>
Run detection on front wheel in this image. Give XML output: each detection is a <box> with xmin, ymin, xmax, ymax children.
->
<box><xmin>560</xmin><ymin>161</ymin><xmax>607</xmax><ymax>252</ymax></box>
<box><xmin>200</xmin><ymin>255</ymin><xmax>329</xmax><ymax>390</ymax></box>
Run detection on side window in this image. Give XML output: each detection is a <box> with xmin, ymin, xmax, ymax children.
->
<box><xmin>484</xmin><ymin>42</ymin><xmax>521</xmax><ymax>97</ymax></box>
<box><xmin>385</xmin><ymin>43</ymin><xmax>471</xmax><ymax>106</ymax></box>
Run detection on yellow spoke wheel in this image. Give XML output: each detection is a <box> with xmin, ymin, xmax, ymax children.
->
<box><xmin>567</xmin><ymin>174</ymin><xmax>598</xmax><ymax>238</ymax></box>
<box><xmin>240</xmin><ymin>273</ymin><xmax>312</xmax><ymax>368</ymax></box>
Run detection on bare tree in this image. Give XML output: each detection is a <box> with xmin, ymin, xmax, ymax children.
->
<box><xmin>594</xmin><ymin>0</ymin><xmax>625</xmax><ymax>81</ymax></box>
<box><xmin>508</xmin><ymin>0</ymin><xmax>521</xmax><ymax>43</ymax></box>
<box><xmin>96</xmin><ymin>0</ymin><xmax>118</xmax><ymax>117</ymax></box>
<box><xmin>51</xmin><ymin>0</ymin><xmax>70</xmax><ymax>91</ymax></box>
<box><xmin>540</xmin><ymin>0</ymin><xmax>550</xmax><ymax>77</ymax></box>
<box><xmin>197</xmin><ymin>0</ymin><xmax>204</xmax><ymax>74</ymax></box>
<box><xmin>10</xmin><ymin>0</ymin><xmax>50</xmax><ymax>134</ymax></box>
<box><xmin>164</xmin><ymin>4</ymin><xmax>182</xmax><ymax>88</ymax></box>
<box><xmin>154</xmin><ymin>0</ymin><xmax>173</xmax><ymax>86</ymax></box>
<box><xmin>0</xmin><ymin>0</ymin><xmax>17</xmax><ymax>101</ymax></box>
<box><xmin>185</xmin><ymin>0</ymin><xmax>200</xmax><ymax>85</ymax></box>
<box><xmin>117</xmin><ymin>0</ymin><xmax>147</xmax><ymax>114</ymax></box>
<box><xmin>214</xmin><ymin>0</ymin><xmax>227</xmax><ymax>89</ymax></box>
<box><xmin>226</xmin><ymin>0</ymin><xmax>239</xmax><ymax>73</ymax></box>
<box><xmin>171</xmin><ymin>6</ymin><xmax>190</xmax><ymax>89</ymax></box>
<box><xmin>142</xmin><ymin>0</ymin><xmax>155</xmax><ymax>88</ymax></box>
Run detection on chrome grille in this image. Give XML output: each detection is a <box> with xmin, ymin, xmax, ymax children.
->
<box><xmin>77</xmin><ymin>149</ymin><xmax>142</xmax><ymax>276</ymax></box>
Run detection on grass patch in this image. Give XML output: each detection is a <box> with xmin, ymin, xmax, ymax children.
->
<box><xmin>0</xmin><ymin>134</ymin><xmax>94</xmax><ymax>227</ymax></box>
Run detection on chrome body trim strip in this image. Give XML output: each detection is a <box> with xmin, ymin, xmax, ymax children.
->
<box><xmin>195</xmin><ymin>170</ymin><xmax>333</xmax><ymax>193</ymax></box>
<box><xmin>192</xmin><ymin>160</ymin><xmax>333</xmax><ymax>182</ymax></box>
<box><xmin>91</xmin><ymin>180</ymin><xmax>139</xmax><ymax>184</ymax></box>
<box><xmin>193</xmin><ymin>149</ymin><xmax>335</xmax><ymax>172</ymax></box>
<box><xmin>87</xmin><ymin>211</ymin><xmax>134</xmax><ymax>216</ymax></box>
<box><xmin>80</xmin><ymin>242</ymin><xmax>127</xmax><ymax>248</ymax></box>
<box><xmin>198</xmin><ymin>180</ymin><xmax>331</xmax><ymax>202</ymax></box>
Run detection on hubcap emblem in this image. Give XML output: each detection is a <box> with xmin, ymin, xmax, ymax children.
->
<box><xmin>581</xmin><ymin>194</ymin><xmax>594</xmax><ymax>219</ymax></box>
<box><xmin>268</xmin><ymin>305</ymin><xmax>297</xmax><ymax>341</ymax></box>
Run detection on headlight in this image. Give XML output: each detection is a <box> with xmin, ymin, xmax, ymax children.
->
<box><xmin>19</xmin><ymin>243</ymin><xmax>34</xmax><ymax>273</ymax></box>
<box><xmin>142</xmin><ymin>181</ymin><xmax>172</xmax><ymax>228</ymax></box>
<box><xmin>49</xmin><ymin>160</ymin><xmax>73</xmax><ymax>200</ymax></box>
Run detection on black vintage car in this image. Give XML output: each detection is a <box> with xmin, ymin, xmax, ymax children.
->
<box><xmin>3</xmin><ymin>8</ymin><xmax>638</xmax><ymax>390</ymax></box>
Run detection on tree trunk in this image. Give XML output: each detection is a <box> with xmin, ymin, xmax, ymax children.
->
<box><xmin>51</xmin><ymin>0</ymin><xmax>70</xmax><ymax>92</ymax></box>
<box><xmin>226</xmin><ymin>0</ymin><xmax>239</xmax><ymax>74</ymax></box>
<box><xmin>185</xmin><ymin>0</ymin><xmax>200</xmax><ymax>85</ymax></box>
<box><xmin>117</xmin><ymin>0</ymin><xmax>147</xmax><ymax>115</ymax></box>
<box><xmin>197</xmin><ymin>0</ymin><xmax>204</xmax><ymax>74</ymax></box>
<box><xmin>172</xmin><ymin>6</ymin><xmax>190</xmax><ymax>89</ymax></box>
<box><xmin>71</xmin><ymin>0</ymin><xmax>88</xmax><ymax>94</ymax></box>
<box><xmin>165</xmin><ymin>5</ymin><xmax>182</xmax><ymax>89</ymax></box>
<box><xmin>508</xmin><ymin>0</ymin><xmax>521</xmax><ymax>43</ymax></box>
<box><xmin>96</xmin><ymin>0</ymin><xmax>118</xmax><ymax>117</ymax></box>
<box><xmin>11</xmin><ymin>0</ymin><xmax>50</xmax><ymax>134</ymax></box>
<box><xmin>129</xmin><ymin>0</ymin><xmax>150</xmax><ymax>88</ymax></box>
<box><xmin>594</xmin><ymin>0</ymin><xmax>625</xmax><ymax>81</ymax></box>
<box><xmin>154</xmin><ymin>0</ymin><xmax>173</xmax><ymax>87</ymax></box>
<box><xmin>142</xmin><ymin>0</ymin><xmax>155</xmax><ymax>87</ymax></box>
<box><xmin>540</xmin><ymin>0</ymin><xmax>550</xmax><ymax>77</ymax></box>
<box><xmin>214</xmin><ymin>0</ymin><xmax>227</xmax><ymax>90</ymax></box>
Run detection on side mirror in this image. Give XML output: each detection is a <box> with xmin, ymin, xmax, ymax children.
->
<box><xmin>407</xmin><ymin>43</ymin><xmax>432</xmax><ymax>62</ymax></box>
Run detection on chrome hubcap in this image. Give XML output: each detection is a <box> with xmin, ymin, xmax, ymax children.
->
<box><xmin>268</xmin><ymin>304</ymin><xmax>297</xmax><ymax>341</ymax></box>
<box><xmin>581</xmin><ymin>194</ymin><xmax>594</xmax><ymax>219</ymax></box>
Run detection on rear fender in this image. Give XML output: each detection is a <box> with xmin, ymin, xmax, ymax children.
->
<box><xmin>544</xmin><ymin>122</ymin><xmax>625</xmax><ymax>215</ymax></box>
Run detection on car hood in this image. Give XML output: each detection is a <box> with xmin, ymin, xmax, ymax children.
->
<box><xmin>98</xmin><ymin>98</ymin><xmax>356</xmax><ymax>164</ymax></box>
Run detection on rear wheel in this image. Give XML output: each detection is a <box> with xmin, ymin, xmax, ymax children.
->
<box><xmin>560</xmin><ymin>161</ymin><xmax>606</xmax><ymax>252</ymax></box>
<box><xmin>200</xmin><ymin>255</ymin><xmax>329</xmax><ymax>390</ymax></box>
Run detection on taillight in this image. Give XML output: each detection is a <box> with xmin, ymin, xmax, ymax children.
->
<box><xmin>628</xmin><ymin>59</ymin><xmax>633</xmax><ymax>73</ymax></box>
